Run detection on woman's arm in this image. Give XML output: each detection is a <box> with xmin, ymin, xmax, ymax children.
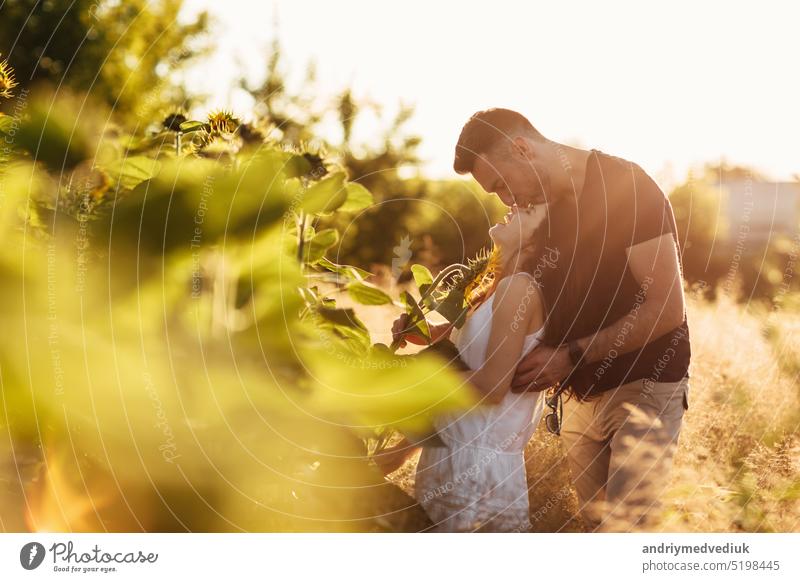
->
<box><xmin>469</xmin><ymin>273</ymin><xmax>544</xmax><ymax>404</ymax></box>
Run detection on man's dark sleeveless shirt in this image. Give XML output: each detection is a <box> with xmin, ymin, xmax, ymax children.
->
<box><xmin>543</xmin><ymin>149</ymin><xmax>691</xmax><ymax>398</ymax></box>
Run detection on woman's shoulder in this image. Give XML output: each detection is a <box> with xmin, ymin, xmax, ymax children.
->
<box><xmin>491</xmin><ymin>273</ymin><xmax>544</xmax><ymax>331</ymax></box>
<box><xmin>495</xmin><ymin>272</ymin><xmax>539</xmax><ymax>293</ymax></box>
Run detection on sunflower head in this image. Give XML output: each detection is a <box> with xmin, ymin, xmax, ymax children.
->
<box><xmin>289</xmin><ymin>140</ymin><xmax>328</xmax><ymax>179</ymax></box>
<box><xmin>464</xmin><ymin>247</ymin><xmax>501</xmax><ymax>306</ymax></box>
<box><xmin>162</xmin><ymin>111</ymin><xmax>188</xmax><ymax>132</ymax></box>
<box><xmin>0</xmin><ymin>53</ymin><xmax>18</xmax><ymax>100</ymax></box>
<box><xmin>454</xmin><ymin>246</ymin><xmax>501</xmax><ymax>307</ymax></box>
<box><xmin>302</xmin><ymin>152</ymin><xmax>327</xmax><ymax>178</ymax></box>
<box><xmin>206</xmin><ymin>109</ymin><xmax>240</xmax><ymax>133</ymax></box>
<box><xmin>237</xmin><ymin>121</ymin><xmax>266</xmax><ymax>145</ymax></box>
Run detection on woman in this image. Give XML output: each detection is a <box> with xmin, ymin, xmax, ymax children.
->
<box><xmin>379</xmin><ymin>204</ymin><xmax>551</xmax><ymax>532</ymax></box>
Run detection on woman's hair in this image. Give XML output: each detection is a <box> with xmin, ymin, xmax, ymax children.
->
<box><xmin>515</xmin><ymin>195</ymin><xmax>577</xmax><ymax>342</ymax></box>
<box><xmin>522</xmin><ymin>194</ymin><xmax>599</xmax><ymax>401</ymax></box>
<box><xmin>464</xmin><ymin>212</ymin><xmax>591</xmax><ymax>400</ymax></box>
<box><xmin>464</xmin><ymin>203</ymin><xmax>584</xmax><ymax>349</ymax></box>
<box><xmin>465</xmin><ymin>221</ymin><xmax>546</xmax><ymax>310</ymax></box>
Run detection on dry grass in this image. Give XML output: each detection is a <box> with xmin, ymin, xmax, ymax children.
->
<box><xmin>659</xmin><ymin>296</ymin><xmax>800</xmax><ymax>532</ymax></box>
<box><xmin>374</xmin><ymin>295</ymin><xmax>800</xmax><ymax>532</ymax></box>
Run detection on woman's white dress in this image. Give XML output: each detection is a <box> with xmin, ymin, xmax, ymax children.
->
<box><xmin>415</xmin><ymin>287</ymin><xmax>546</xmax><ymax>532</ymax></box>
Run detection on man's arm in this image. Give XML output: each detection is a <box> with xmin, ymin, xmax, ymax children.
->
<box><xmin>577</xmin><ymin>233</ymin><xmax>685</xmax><ymax>362</ymax></box>
<box><xmin>512</xmin><ymin>233</ymin><xmax>686</xmax><ymax>389</ymax></box>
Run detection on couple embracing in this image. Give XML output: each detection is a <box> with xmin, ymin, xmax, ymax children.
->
<box><xmin>378</xmin><ymin>108</ymin><xmax>691</xmax><ymax>533</ymax></box>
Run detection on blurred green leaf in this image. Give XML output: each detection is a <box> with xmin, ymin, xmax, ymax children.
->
<box><xmin>303</xmin><ymin>228</ymin><xmax>338</xmax><ymax>264</ymax></box>
<box><xmin>178</xmin><ymin>120</ymin><xmax>207</xmax><ymax>133</ymax></box>
<box><xmin>15</xmin><ymin>95</ymin><xmax>94</xmax><ymax>171</ymax></box>
<box><xmin>0</xmin><ymin>113</ymin><xmax>13</xmax><ymax>134</ymax></box>
<box><xmin>285</xmin><ymin>153</ymin><xmax>313</xmax><ymax>179</ymax></box>
<box><xmin>302</xmin><ymin>172</ymin><xmax>347</xmax><ymax>215</ymax></box>
<box><xmin>339</xmin><ymin>182</ymin><xmax>373</xmax><ymax>213</ymax></box>
<box><xmin>315</xmin><ymin>306</ymin><xmax>371</xmax><ymax>352</ymax></box>
<box><xmin>105</xmin><ymin>149</ymin><xmax>293</xmax><ymax>259</ymax></box>
<box><xmin>347</xmin><ymin>281</ymin><xmax>392</xmax><ymax>305</ymax></box>
<box><xmin>305</xmin><ymin>350</ymin><xmax>474</xmax><ymax>432</ymax></box>
<box><xmin>317</xmin><ymin>257</ymin><xmax>371</xmax><ymax>281</ymax></box>
<box><xmin>105</xmin><ymin>155</ymin><xmax>161</xmax><ymax>191</ymax></box>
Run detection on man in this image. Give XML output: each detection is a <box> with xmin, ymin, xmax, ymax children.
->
<box><xmin>452</xmin><ymin>108</ymin><xmax>691</xmax><ymax>531</ymax></box>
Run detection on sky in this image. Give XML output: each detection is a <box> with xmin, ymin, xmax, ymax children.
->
<box><xmin>180</xmin><ymin>0</ymin><xmax>799</xmax><ymax>189</ymax></box>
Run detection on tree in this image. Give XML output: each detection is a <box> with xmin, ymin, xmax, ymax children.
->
<box><xmin>670</xmin><ymin>164</ymin><xmax>799</xmax><ymax>301</ymax></box>
<box><xmin>0</xmin><ymin>0</ymin><xmax>208</xmax><ymax>119</ymax></box>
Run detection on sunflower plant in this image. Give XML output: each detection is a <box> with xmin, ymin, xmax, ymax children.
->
<box><xmin>0</xmin><ymin>69</ymin><xmax>478</xmax><ymax>530</ymax></box>
<box><xmin>0</xmin><ymin>52</ymin><xmax>17</xmax><ymax>99</ymax></box>
<box><xmin>389</xmin><ymin>247</ymin><xmax>499</xmax><ymax>352</ymax></box>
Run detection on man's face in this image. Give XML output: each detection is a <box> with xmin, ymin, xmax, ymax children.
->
<box><xmin>471</xmin><ymin>145</ymin><xmax>551</xmax><ymax>208</ymax></box>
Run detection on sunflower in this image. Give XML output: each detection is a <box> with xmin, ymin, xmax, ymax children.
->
<box><xmin>439</xmin><ymin>246</ymin><xmax>501</xmax><ymax>307</ymax></box>
<box><xmin>463</xmin><ymin>247</ymin><xmax>501</xmax><ymax>306</ymax></box>
<box><xmin>206</xmin><ymin>109</ymin><xmax>240</xmax><ymax>133</ymax></box>
<box><xmin>0</xmin><ymin>53</ymin><xmax>18</xmax><ymax>100</ymax></box>
<box><xmin>162</xmin><ymin>111</ymin><xmax>188</xmax><ymax>132</ymax></box>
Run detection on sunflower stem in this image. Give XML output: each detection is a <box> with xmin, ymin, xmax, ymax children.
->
<box><xmin>296</xmin><ymin>211</ymin><xmax>307</xmax><ymax>264</ymax></box>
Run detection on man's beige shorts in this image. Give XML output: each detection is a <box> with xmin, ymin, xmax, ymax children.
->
<box><xmin>559</xmin><ymin>377</ymin><xmax>689</xmax><ymax>531</ymax></box>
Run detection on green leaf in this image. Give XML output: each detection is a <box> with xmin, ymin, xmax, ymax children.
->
<box><xmin>284</xmin><ymin>154</ymin><xmax>313</xmax><ymax>179</ymax></box>
<box><xmin>370</xmin><ymin>343</ymin><xmax>393</xmax><ymax>356</ymax></box>
<box><xmin>102</xmin><ymin>150</ymin><xmax>293</xmax><ymax>258</ymax></box>
<box><xmin>401</xmin><ymin>291</ymin><xmax>430</xmax><ymax>340</ymax></box>
<box><xmin>15</xmin><ymin>95</ymin><xmax>93</xmax><ymax>171</ymax></box>
<box><xmin>339</xmin><ymin>182</ymin><xmax>373</xmax><ymax>213</ymax></box>
<box><xmin>302</xmin><ymin>172</ymin><xmax>347</xmax><ymax>215</ymax></box>
<box><xmin>413</xmin><ymin>265</ymin><xmax>435</xmax><ymax>307</ymax></box>
<box><xmin>435</xmin><ymin>289</ymin><xmax>468</xmax><ymax>328</ymax></box>
<box><xmin>303</xmin><ymin>228</ymin><xmax>338</xmax><ymax>264</ymax></box>
<box><xmin>178</xmin><ymin>120</ymin><xmax>208</xmax><ymax>133</ymax></box>
<box><xmin>105</xmin><ymin>156</ymin><xmax>162</xmax><ymax>190</ymax></box>
<box><xmin>316</xmin><ymin>307</ymin><xmax>371</xmax><ymax>351</ymax></box>
<box><xmin>0</xmin><ymin>114</ymin><xmax>13</xmax><ymax>134</ymax></box>
<box><xmin>411</xmin><ymin>264</ymin><xmax>433</xmax><ymax>295</ymax></box>
<box><xmin>304</xmin><ymin>350</ymin><xmax>475</xmax><ymax>432</ymax></box>
<box><xmin>346</xmin><ymin>281</ymin><xmax>392</xmax><ymax>305</ymax></box>
<box><xmin>317</xmin><ymin>257</ymin><xmax>371</xmax><ymax>281</ymax></box>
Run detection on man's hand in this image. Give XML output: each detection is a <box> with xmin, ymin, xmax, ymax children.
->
<box><xmin>512</xmin><ymin>344</ymin><xmax>572</xmax><ymax>392</ymax></box>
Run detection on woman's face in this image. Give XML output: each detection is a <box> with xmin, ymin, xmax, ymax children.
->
<box><xmin>488</xmin><ymin>203</ymin><xmax>547</xmax><ymax>255</ymax></box>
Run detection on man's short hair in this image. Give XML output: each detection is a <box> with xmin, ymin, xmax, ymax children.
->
<box><xmin>453</xmin><ymin>108</ymin><xmax>544</xmax><ymax>174</ymax></box>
